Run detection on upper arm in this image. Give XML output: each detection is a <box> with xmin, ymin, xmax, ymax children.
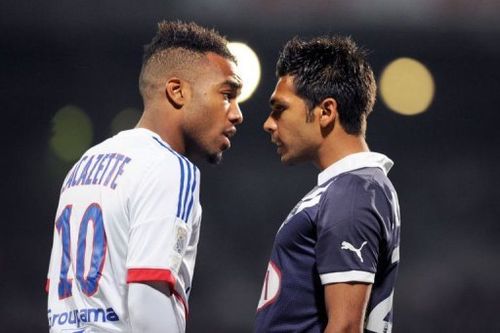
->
<box><xmin>324</xmin><ymin>282</ymin><xmax>372</xmax><ymax>333</ymax></box>
<box><xmin>316</xmin><ymin>176</ymin><xmax>386</xmax><ymax>332</ymax></box>
<box><xmin>126</xmin><ymin>156</ymin><xmax>199</xmax><ymax>287</ymax></box>
<box><xmin>316</xmin><ymin>176</ymin><xmax>384</xmax><ymax>284</ymax></box>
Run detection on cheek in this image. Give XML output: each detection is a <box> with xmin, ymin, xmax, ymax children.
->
<box><xmin>284</xmin><ymin>123</ymin><xmax>315</xmax><ymax>149</ymax></box>
<box><xmin>280</xmin><ymin>119</ymin><xmax>300</xmax><ymax>140</ymax></box>
<box><xmin>200</xmin><ymin>112</ymin><xmax>226</xmax><ymax>142</ymax></box>
<box><xmin>211</xmin><ymin>105</ymin><xmax>231</xmax><ymax>127</ymax></box>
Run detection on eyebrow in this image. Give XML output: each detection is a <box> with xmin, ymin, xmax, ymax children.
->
<box><xmin>269</xmin><ymin>97</ymin><xmax>288</xmax><ymax>108</ymax></box>
<box><xmin>222</xmin><ymin>78</ymin><xmax>243</xmax><ymax>91</ymax></box>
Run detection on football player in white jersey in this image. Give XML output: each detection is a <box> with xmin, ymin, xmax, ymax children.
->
<box><xmin>255</xmin><ymin>36</ymin><xmax>401</xmax><ymax>333</ymax></box>
<box><xmin>46</xmin><ymin>21</ymin><xmax>243</xmax><ymax>333</ymax></box>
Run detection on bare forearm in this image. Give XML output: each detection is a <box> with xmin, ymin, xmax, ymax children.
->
<box><xmin>324</xmin><ymin>283</ymin><xmax>371</xmax><ymax>333</ymax></box>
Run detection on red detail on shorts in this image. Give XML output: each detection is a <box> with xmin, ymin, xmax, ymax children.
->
<box><xmin>45</xmin><ymin>279</ymin><xmax>50</xmax><ymax>293</ymax></box>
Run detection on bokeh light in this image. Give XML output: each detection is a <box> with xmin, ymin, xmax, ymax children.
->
<box><xmin>110</xmin><ymin>107</ymin><xmax>141</xmax><ymax>135</ymax></box>
<box><xmin>379</xmin><ymin>57</ymin><xmax>435</xmax><ymax>116</ymax></box>
<box><xmin>227</xmin><ymin>42</ymin><xmax>261</xmax><ymax>103</ymax></box>
<box><xmin>50</xmin><ymin>105</ymin><xmax>93</xmax><ymax>162</ymax></box>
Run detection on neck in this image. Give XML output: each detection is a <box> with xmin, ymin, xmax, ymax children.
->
<box><xmin>314</xmin><ymin>133</ymin><xmax>369</xmax><ymax>170</ymax></box>
<box><xmin>136</xmin><ymin>105</ymin><xmax>186</xmax><ymax>155</ymax></box>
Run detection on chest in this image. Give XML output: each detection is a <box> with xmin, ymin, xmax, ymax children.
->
<box><xmin>274</xmin><ymin>203</ymin><xmax>319</xmax><ymax>257</ymax></box>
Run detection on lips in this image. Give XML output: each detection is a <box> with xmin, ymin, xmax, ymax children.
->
<box><xmin>224</xmin><ymin>127</ymin><xmax>237</xmax><ymax>139</ymax></box>
<box><xmin>271</xmin><ymin>138</ymin><xmax>284</xmax><ymax>155</ymax></box>
<box><xmin>221</xmin><ymin>127</ymin><xmax>237</xmax><ymax>150</ymax></box>
<box><xmin>271</xmin><ymin>135</ymin><xmax>282</xmax><ymax>146</ymax></box>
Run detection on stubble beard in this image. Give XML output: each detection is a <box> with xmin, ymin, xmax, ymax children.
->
<box><xmin>280</xmin><ymin>146</ymin><xmax>314</xmax><ymax>166</ymax></box>
<box><xmin>207</xmin><ymin>152</ymin><xmax>223</xmax><ymax>165</ymax></box>
<box><xmin>185</xmin><ymin>133</ymin><xmax>223</xmax><ymax>165</ymax></box>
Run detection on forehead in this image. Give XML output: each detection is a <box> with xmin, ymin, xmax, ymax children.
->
<box><xmin>270</xmin><ymin>75</ymin><xmax>301</xmax><ymax>104</ymax></box>
<box><xmin>204</xmin><ymin>52</ymin><xmax>241</xmax><ymax>84</ymax></box>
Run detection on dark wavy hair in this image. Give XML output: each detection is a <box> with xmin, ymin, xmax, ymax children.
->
<box><xmin>276</xmin><ymin>36</ymin><xmax>376</xmax><ymax>135</ymax></box>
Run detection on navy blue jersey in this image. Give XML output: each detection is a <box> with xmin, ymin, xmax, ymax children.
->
<box><xmin>255</xmin><ymin>152</ymin><xmax>400</xmax><ymax>333</ymax></box>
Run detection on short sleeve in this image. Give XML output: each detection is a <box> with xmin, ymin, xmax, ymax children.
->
<box><xmin>316</xmin><ymin>174</ymin><xmax>386</xmax><ymax>285</ymax></box>
<box><xmin>126</xmin><ymin>155</ymin><xmax>199</xmax><ymax>289</ymax></box>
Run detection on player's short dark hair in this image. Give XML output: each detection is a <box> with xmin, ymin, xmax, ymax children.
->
<box><xmin>139</xmin><ymin>21</ymin><xmax>235</xmax><ymax>99</ymax></box>
<box><xmin>142</xmin><ymin>20</ymin><xmax>235</xmax><ymax>65</ymax></box>
<box><xmin>276</xmin><ymin>36</ymin><xmax>376</xmax><ymax>135</ymax></box>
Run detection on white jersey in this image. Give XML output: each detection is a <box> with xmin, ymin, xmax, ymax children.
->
<box><xmin>46</xmin><ymin>128</ymin><xmax>202</xmax><ymax>333</ymax></box>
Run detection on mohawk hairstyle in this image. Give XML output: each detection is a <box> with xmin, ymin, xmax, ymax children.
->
<box><xmin>276</xmin><ymin>36</ymin><xmax>376</xmax><ymax>135</ymax></box>
<box><xmin>143</xmin><ymin>20</ymin><xmax>235</xmax><ymax>65</ymax></box>
<box><xmin>139</xmin><ymin>21</ymin><xmax>235</xmax><ymax>100</ymax></box>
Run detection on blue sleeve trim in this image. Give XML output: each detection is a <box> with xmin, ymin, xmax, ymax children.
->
<box><xmin>183</xmin><ymin>165</ymin><xmax>197</xmax><ymax>221</ymax></box>
<box><xmin>151</xmin><ymin>136</ymin><xmax>196</xmax><ymax>223</ymax></box>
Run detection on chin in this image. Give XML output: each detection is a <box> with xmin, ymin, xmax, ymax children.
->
<box><xmin>280</xmin><ymin>153</ymin><xmax>302</xmax><ymax>166</ymax></box>
<box><xmin>280</xmin><ymin>155</ymin><xmax>293</xmax><ymax>165</ymax></box>
<box><xmin>207</xmin><ymin>152</ymin><xmax>223</xmax><ymax>165</ymax></box>
<box><xmin>281</xmin><ymin>158</ymin><xmax>295</xmax><ymax>166</ymax></box>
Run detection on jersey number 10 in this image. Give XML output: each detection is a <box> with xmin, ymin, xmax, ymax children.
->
<box><xmin>56</xmin><ymin>203</ymin><xmax>107</xmax><ymax>299</ymax></box>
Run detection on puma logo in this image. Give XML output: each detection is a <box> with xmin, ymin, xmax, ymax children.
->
<box><xmin>341</xmin><ymin>241</ymin><xmax>368</xmax><ymax>262</ymax></box>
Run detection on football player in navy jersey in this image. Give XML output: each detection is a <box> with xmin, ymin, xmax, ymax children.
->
<box><xmin>255</xmin><ymin>36</ymin><xmax>401</xmax><ymax>333</ymax></box>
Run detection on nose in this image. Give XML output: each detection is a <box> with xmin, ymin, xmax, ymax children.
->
<box><xmin>229</xmin><ymin>102</ymin><xmax>243</xmax><ymax>125</ymax></box>
<box><xmin>263</xmin><ymin>116</ymin><xmax>276</xmax><ymax>134</ymax></box>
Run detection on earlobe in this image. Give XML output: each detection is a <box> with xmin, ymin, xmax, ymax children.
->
<box><xmin>165</xmin><ymin>78</ymin><xmax>186</xmax><ymax>109</ymax></box>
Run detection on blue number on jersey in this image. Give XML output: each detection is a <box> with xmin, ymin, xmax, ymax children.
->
<box><xmin>56</xmin><ymin>205</ymin><xmax>73</xmax><ymax>299</ymax></box>
<box><xmin>56</xmin><ymin>203</ymin><xmax>107</xmax><ymax>299</ymax></box>
<box><xmin>76</xmin><ymin>203</ymin><xmax>107</xmax><ymax>296</ymax></box>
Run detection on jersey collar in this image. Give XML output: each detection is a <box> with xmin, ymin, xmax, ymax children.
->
<box><xmin>317</xmin><ymin>152</ymin><xmax>394</xmax><ymax>185</ymax></box>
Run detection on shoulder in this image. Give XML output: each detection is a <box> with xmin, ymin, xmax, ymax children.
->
<box><xmin>93</xmin><ymin>130</ymin><xmax>200</xmax><ymax>197</ymax></box>
<box><xmin>114</xmin><ymin>129</ymin><xmax>198</xmax><ymax>177</ymax></box>
<box><xmin>323</xmin><ymin>167</ymin><xmax>391</xmax><ymax>203</ymax></box>
<box><xmin>125</xmin><ymin>135</ymin><xmax>200</xmax><ymax>222</ymax></box>
<box><xmin>135</xmin><ymin>148</ymin><xmax>199</xmax><ymax>200</ymax></box>
<box><xmin>317</xmin><ymin>168</ymin><xmax>392</xmax><ymax>225</ymax></box>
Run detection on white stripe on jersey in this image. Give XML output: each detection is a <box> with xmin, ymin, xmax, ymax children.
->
<box><xmin>279</xmin><ymin>184</ymin><xmax>331</xmax><ymax>232</ymax></box>
<box><xmin>320</xmin><ymin>270</ymin><xmax>375</xmax><ymax>284</ymax></box>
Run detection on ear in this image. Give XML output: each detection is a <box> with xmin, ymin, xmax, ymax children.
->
<box><xmin>318</xmin><ymin>98</ymin><xmax>337</xmax><ymax>128</ymax></box>
<box><xmin>165</xmin><ymin>77</ymin><xmax>189</xmax><ymax>109</ymax></box>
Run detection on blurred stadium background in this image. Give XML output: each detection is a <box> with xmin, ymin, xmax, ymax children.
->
<box><xmin>2</xmin><ymin>0</ymin><xmax>500</xmax><ymax>332</ymax></box>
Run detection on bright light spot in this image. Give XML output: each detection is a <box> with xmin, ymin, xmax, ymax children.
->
<box><xmin>50</xmin><ymin>105</ymin><xmax>93</xmax><ymax>162</ymax></box>
<box><xmin>111</xmin><ymin>107</ymin><xmax>141</xmax><ymax>135</ymax></box>
<box><xmin>228</xmin><ymin>42</ymin><xmax>261</xmax><ymax>103</ymax></box>
<box><xmin>379</xmin><ymin>57</ymin><xmax>435</xmax><ymax>116</ymax></box>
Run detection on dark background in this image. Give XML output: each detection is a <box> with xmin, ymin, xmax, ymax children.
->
<box><xmin>2</xmin><ymin>1</ymin><xmax>500</xmax><ymax>332</ymax></box>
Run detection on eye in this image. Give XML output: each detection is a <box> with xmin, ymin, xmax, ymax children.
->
<box><xmin>272</xmin><ymin>105</ymin><xmax>286</xmax><ymax>114</ymax></box>
<box><xmin>223</xmin><ymin>91</ymin><xmax>236</xmax><ymax>101</ymax></box>
<box><xmin>270</xmin><ymin>106</ymin><xmax>285</xmax><ymax>119</ymax></box>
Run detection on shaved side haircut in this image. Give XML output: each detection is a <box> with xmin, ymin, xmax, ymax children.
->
<box><xmin>139</xmin><ymin>21</ymin><xmax>235</xmax><ymax>101</ymax></box>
